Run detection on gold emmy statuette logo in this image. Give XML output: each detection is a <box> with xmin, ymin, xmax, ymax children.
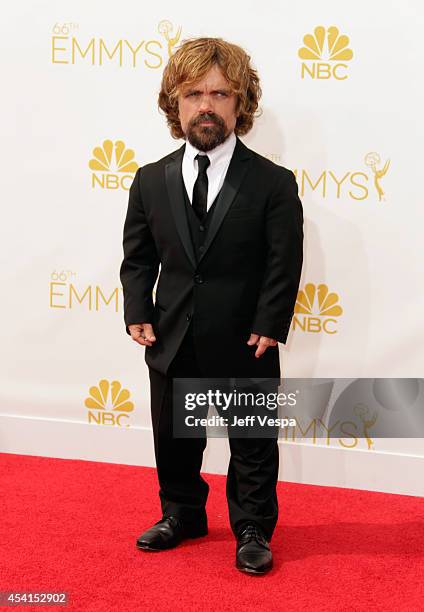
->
<box><xmin>293</xmin><ymin>283</ymin><xmax>343</xmax><ymax>334</ymax></box>
<box><xmin>158</xmin><ymin>20</ymin><xmax>181</xmax><ymax>57</ymax></box>
<box><xmin>298</xmin><ymin>26</ymin><xmax>353</xmax><ymax>80</ymax></box>
<box><xmin>85</xmin><ymin>379</ymin><xmax>134</xmax><ymax>427</ymax></box>
<box><xmin>353</xmin><ymin>403</ymin><xmax>378</xmax><ymax>450</ymax></box>
<box><xmin>88</xmin><ymin>139</ymin><xmax>138</xmax><ymax>190</ymax></box>
<box><xmin>364</xmin><ymin>152</ymin><xmax>390</xmax><ymax>202</ymax></box>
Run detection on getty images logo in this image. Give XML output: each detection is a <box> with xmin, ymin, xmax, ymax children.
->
<box><xmin>88</xmin><ymin>139</ymin><xmax>139</xmax><ymax>191</ymax></box>
<box><xmin>298</xmin><ymin>25</ymin><xmax>353</xmax><ymax>80</ymax></box>
<box><xmin>293</xmin><ymin>283</ymin><xmax>343</xmax><ymax>334</ymax></box>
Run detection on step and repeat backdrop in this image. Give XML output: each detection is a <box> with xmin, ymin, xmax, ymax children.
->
<box><xmin>1</xmin><ymin>1</ymin><xmax>423</xmax><ymax>490</ymax></box>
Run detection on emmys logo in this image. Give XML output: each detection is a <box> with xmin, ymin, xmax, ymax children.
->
<box><xmin>280</xmin><ymin>380</ymin><xmax>379</xmax><ymax>451</ymax></box>
<box><xmin>281</xmin><ymin>410</ymin><xmax>378</xmax><ymax>450</ymax></box>
<box><xmin>88</xmin><ymin>139</ymin><xmax>138</xmax><ymax>190</ymax></box>
<box><xmin>293</xmin><ymin>283</ymin><xmax>343</xmax><ymax>334</ymax></box>
<box><xmin>158</xmin><ymin>20</ymin><xmax>182</xmax><ymax>57</ymax></box>
<box><xmin>298</xmin><ymin>25</ymin><xmax>353</xmax><ymax>80</ymax></box>
<box><xmin>49</xmin><ymin>270</ymin><xmax>122</xmax><ymax>311</ymax></box>
<box><xmin>353</xmin><ymin>403</ymin><xmax>378</xmax><ymax>450</ymax></box>
<box><xmin>51</xmin><ymin>20</ymin><xmax>181</xmax><ymax>68</ymax></box>
<box><xmin>292</xmin><ymin>151</ymin><xmax>391</xmax><ymax>202</ymax></box>
<box><xmin>85</xmin><ymin>379</ymin><xmax>134</xmax><ymax>427</ymax></box>
<box><xmin>364</xmin><ymin>152</ymin><xmax>390</xmax><ymax>202</ymax></box>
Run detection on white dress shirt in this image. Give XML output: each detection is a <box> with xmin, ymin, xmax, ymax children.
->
<box><xmin>182</xmin><ymin>130</ymin><xmax>237</xmax><ymax>211</ymax></box>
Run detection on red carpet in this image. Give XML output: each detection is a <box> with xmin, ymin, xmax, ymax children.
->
<box><xmin>1</xmin><ymin>452</ymin><xmax>423</xmax><ymax>611</ymax></box>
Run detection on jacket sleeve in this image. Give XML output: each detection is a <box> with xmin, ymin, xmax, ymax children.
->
<box><xmin>251</xmin><ymin>169</ymin><xmax>303</xmax><ymax>343</ymax></box>
<box><xmin>119</xmin><ymin>167</ymin><xmax>160</xmax><ymax>335</ymax></box>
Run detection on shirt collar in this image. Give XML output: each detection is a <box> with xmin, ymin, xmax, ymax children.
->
<box><xmin>184</xmin><ymin>130</ymin><xmax>237</xmax><ymax>168</ymax></box>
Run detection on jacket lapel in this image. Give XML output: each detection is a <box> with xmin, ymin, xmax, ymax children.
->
<box><xmin>165</xmin><ymin>143</ymin><xmax>197</xmax><ymax>268</ymax></box>
<box><xmin>198</xmin><ymin>137</ymin><xmax>253</xmax><ymax>265</ymax></box>
<box><xmin>165</xmin><ymin>136</ymin><xmax>254</xmax><ymax>269</ymax></box>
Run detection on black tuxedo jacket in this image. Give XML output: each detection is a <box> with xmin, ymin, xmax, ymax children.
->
<box><xmin>119</xmin><ymin>136</ymin><xmax>303</xmax><ymax>377</ymax></box>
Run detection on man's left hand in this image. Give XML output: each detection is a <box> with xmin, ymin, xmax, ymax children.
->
<box><xmin>247</xmin><ymin>334</ymin><xmax>278</xmax><ymax>358</ymax></box>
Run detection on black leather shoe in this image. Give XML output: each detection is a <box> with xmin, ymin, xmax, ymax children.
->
<box><xmin>136</xmin><ymin>516</ymin><xmax>208</xmax><ymax>551</ymax></box>
<box><xmin>236</xmin><ymin>524</ymin><xmax>273</xmax><ymax>574</ymax></box>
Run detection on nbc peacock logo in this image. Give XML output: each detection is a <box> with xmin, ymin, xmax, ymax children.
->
<box><xmin>293</xmin><ymin>283</ymin><xmax>343</xmax><ymax>334</ymax></box>
<box><xmin>298</xmin><ymin>26</ymin><xmax>353</xmax><ymax>80</ymax></box>
<box><xmin>85</xmin><ymin>379</ymin><xmax>135</xmax><ymax>427</ymax></box>
<box><xmin>88</xmin><ymin>139</ymin><xmax>139</xmax><ymax>191</ymax></box>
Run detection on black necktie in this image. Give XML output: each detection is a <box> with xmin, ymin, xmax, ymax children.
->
<box><xmin>192</xmin><ymin>154</ymin><xmax>210</xmax><ymax>220</ymax></box>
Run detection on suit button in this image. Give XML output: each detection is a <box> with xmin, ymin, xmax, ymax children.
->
<box><xmin>199</xmin><ymin>225</ymin><xmax>205</xmax><ymax>232</ymax></box>
<box><xmin>186</xmin><ymin>313</ymin><xmax>192</xmax><ymax>321</ymax></box>
<box><xmin>194</xmin><ymin>274</ymin><xmax>203</xmax><ymax>284</ymax></box>
<box><xmin>199</xmin><ymin>245</ymin><xmax>205</xmax><ymax>252</ymax></box>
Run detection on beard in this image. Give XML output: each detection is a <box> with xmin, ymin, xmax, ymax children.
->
<box><xmin>185</xmin><ymin>112</ymin><xmax>229</xmax><ymax>152</ymax></box>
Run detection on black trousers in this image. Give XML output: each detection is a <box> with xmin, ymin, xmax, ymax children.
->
<box><xmin>148</xmin><ymin>322</ymin><xmax>279</xmax><ymax>541</ymax></box>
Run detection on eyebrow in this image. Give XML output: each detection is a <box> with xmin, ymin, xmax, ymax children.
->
<box><xmin>184</xmin><ymin>88</ymin><xmax>232</xmax><ymax>95</ymax></box>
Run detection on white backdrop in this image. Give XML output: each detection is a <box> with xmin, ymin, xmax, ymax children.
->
<box><xmin>1</xmin><ymin>0</ymin><xmax>423</xmax><ymax>495</ymax></box>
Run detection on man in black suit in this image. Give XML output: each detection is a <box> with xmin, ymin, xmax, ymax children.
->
<box><xmin>120</xmin><ymin>37</ymin><xmax>303</xmax><ymax>574</ymax></box>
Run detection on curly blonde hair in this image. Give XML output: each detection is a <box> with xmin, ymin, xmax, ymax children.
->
<box><xmin>158</xmin><ymin>37</ymin><xmax>262</xmax><ymax>139</ymax></box>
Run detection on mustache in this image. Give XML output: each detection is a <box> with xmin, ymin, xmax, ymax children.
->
<box><xmin>191</xmin><ymin>113</ymin><xmax>225</xmax><ymax>127</ymax></box>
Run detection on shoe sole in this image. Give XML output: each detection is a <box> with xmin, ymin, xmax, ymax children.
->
<box><xmin>136</xmin><ymin>529</ymin><xmax>208</xmax><ymax>551</ymax></box>
<box><xmin>236</xmin><ymin>563</ymin><xmax>273</xmax><ymax>575</ymax></box>
<box><xmin>136</xmin><ymin>543</ymin><xmax>163</xmax><ymax>552</ymax></box>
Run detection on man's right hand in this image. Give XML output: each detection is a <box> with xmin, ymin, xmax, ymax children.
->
<box><xmin>128</xmin><ymin>323</ymin><xmax>156</xmax><ymax>347</ymax></box>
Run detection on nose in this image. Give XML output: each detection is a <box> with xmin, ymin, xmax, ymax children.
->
<box><xmin>197</xmin><ymin>93</ymin><xmax>214</xmax><ymax>113</ymax></box>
